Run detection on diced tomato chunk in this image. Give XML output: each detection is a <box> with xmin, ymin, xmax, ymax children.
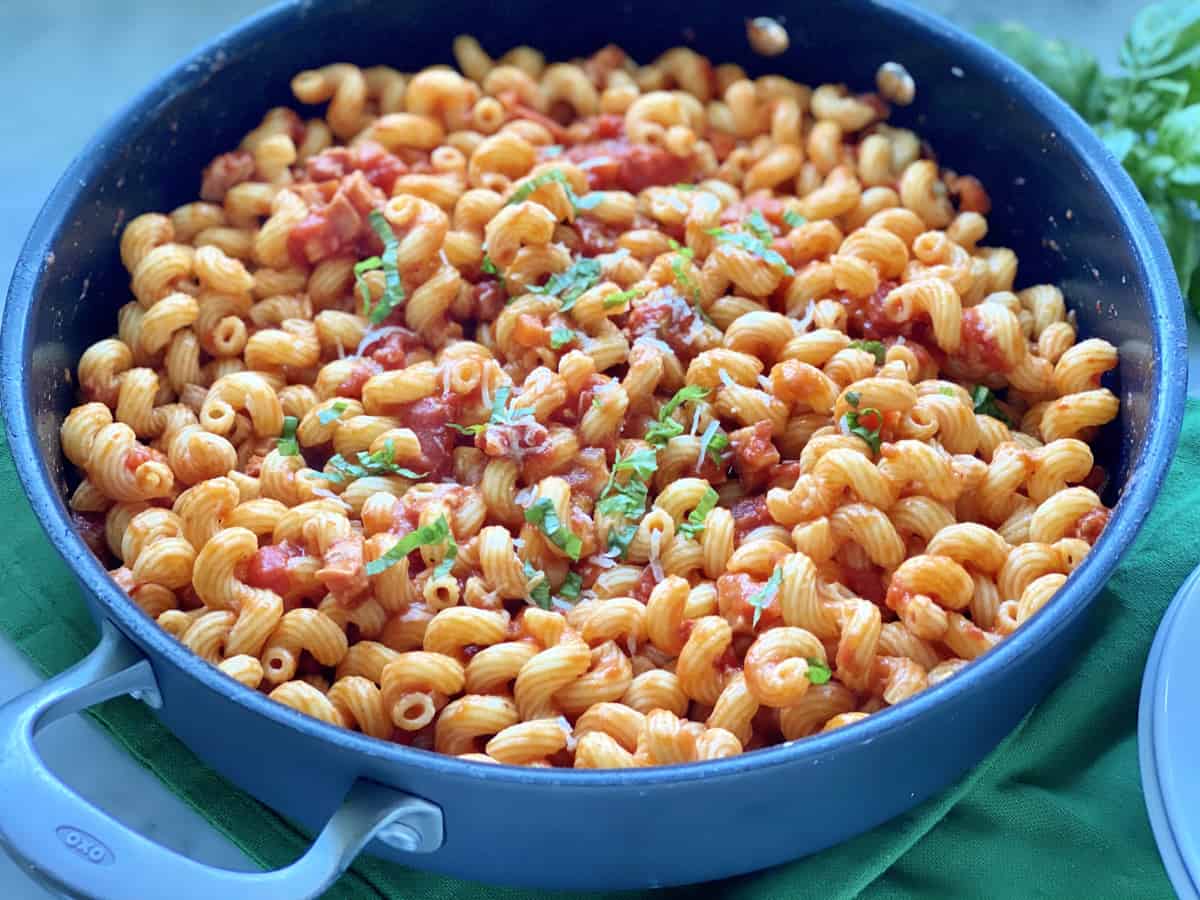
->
<box><xmin>389</xmin><ymin>394</ymin><xmax>464</xmax><ymax>479</ymax></box>
<box><xmin>335</xmin><ymin>358</ymin><xmax>382</xmax><ymax>398</ymax></box>
<box><xmin>564</xmin><ymin>139</ymin><xmax>694</xmax><ymax>193</ymax></box>
<box><xmin>1070</xmin><ymin>507</ymin><xmax>1111</xmax><ymax>544</ymax></box>
<box><xmin>717</xmin><ymin>572</ymin><xmax>781</xmax><ymax>633</ymax></box>
<box><xmin>730</xmin><ymin>495</ymin><xmax>772</xmax><ymax>541</ymax></box>
<box><xmin>200</xmin><ymin>150</ymin><xmax>255</xmax><ymax>202</ymax></box>
<box><xmin>244</xmin><ymin>542</ymin><xmax>305</xmax><ymax>595</ymax></box>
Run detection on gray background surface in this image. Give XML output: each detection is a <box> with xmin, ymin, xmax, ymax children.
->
<box><xmin>0</xmin><ymin>2</ymin><xmax>1178</xmax><ymax>897</ymax></box>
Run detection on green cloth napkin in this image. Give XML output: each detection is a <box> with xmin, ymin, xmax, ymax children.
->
<box><xmin>1</xmin><ymin>403</ymin><xmax>1194</xmax><ymax>900</ymax></box>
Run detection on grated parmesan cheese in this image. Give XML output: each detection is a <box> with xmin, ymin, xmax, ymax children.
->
<box><xmin>557</xmin><ymin>715</ymin><xmax>577</xmax><ymax>752</ymax></box>
<box><xmin>355</xmin><ymin>325</ymin><xmax>408</xmax><ymax>357</ymax></box>
<box><xmin>648</xmin><ymin>529</ymin><xmax>664</xmax><ymax>581</ymax></box>
<box><xmin>794</xmin><ymin>299</ymin><xmax>816</xmax><ymax>332</ymax></box>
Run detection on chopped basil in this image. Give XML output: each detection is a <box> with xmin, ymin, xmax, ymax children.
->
<box><xmin>666</xmin><ymin>238</ymin><xmax>709</xmax><ymax>323</ymax></box>
<box><xmin>596</xmin><ymin>448</ymin><xmax>657</xmax><ymax>559</ymax></box>
<box><xmin>745</xmin><ymin>209</ymin><xmax>773</xmax><ymax>243</ymax></box>
<box><xmin>606</xmin><ymin>523</ymin><xmax>638</xmax><ymax>558</ymax></box>
<box><xmin>783</xmin><ymin>210</ymin><xmax>807</xmax><ymax>229</ymax></box>
<box><xmin>550</xmin><ymin>326</ymin><xmax>578</xmax><ymax>349</ymax></box>
<box><xmin>507</xmin><ymin>168</ymin><xmax>600</xmax><ymax>213</ymax></box>
<box><xmin>559</xmin><ymin>571</ymin><xmax>583</xmax><ymax>602</ymax></box>
<box><xmin>806</xmin><ymin>658</ymin><xmax>833</xmax><ymax>685</ymax></box>
<box><xmin>698</xmin><ymin>419</ymin><xmax>728</xmax><ymax>466</ymax></box>
<box><xmin>607</xmin><ymin>447</ymin><xmax>660</xmax><ymax>484</ymax></box>
<box><xmin>353</xmin><ymin>256</ymin><xmax>382</xmax><ymax>317</ymax></box>
<box><xmin>673</xmin><ymin>182</ymin><xmax>697</xmax><ymax>190</ymax></box>
<box><xmin>433</xmin><ymin>535</ymin><xmax>458</xmax><ymax>579</ymax></box>
<box><xmin>972</xmin><ymin>385</ymin><xmax>1012</xmax><ymax>425</ymax></box>
<box><xmin>523</xmin><ymin>561</ymin><xmax>553</xmax><ymax>609</ymax></box>
<box><xmin>524</xmin><ymin>498</ymin><xmax>583</xmax><ymax>561</ymax></box>
<box><xmin>846</xmin><ymin>390</ymin><xmax>862</xmax><ymax>408</ymax></box>
<box><xmin>843</xmin><ymin>407</ymin><xmax>884</xmax><ymax>455</ymax></box>
<box><xmin>679</xmin><ymin>486</ymin><xmax>720</xmax><ymax>539</ymax></box>
<box><xmin>646</xmin><ymin>385</ymin><xmax>710</xmax><ymax>447</ymax></box>
<box><xmin>530</xmin><ymin>257</ymin><xmax>603</xmax><ymax>312</ymax></box>
<box><xmin>317</xmin><ymin>401</ymin><xmax>349</xmax><ymax>426</ymax></box>
<box><xmin>939</xmin><ymin>386</ymin><xmax>957</xmax><ymax>397</ymax></box>
<box><xmin>602</xmin><ymin>285</ymin><xmax>645</xmax><ymax>309</ymax></box>
<box><xmin>362</xmin><ymin>210</ymin><xmax>406</xmax><ymax>325</ymax></box>
<box><xmin>748</xmin><ymin>566</ymin><xmax>783</xmax><ymax>627</ymax></box>
<box><xmin>706</xmin><ymin>226</ymin><xmax>795</xmax><ymax>275</ymax></box>
<box><xmin>319</xmin><ymin>439</ymin><xmax>427</xmax><ymax>485</ymax></box>
<box><xmin>366</xmin><ymin>515</ymin><xmax>453</xmax><ymax>576</ymax></box>
<box><xmin>277</xmin><ymin>416</ymin><xmax>300</xmax><ymax>456</ymax></box>
<box><xmin>453</xmin><ymin>384</ymin><xmax>536</xmax><ymax>436</ymax></box>
<box><xmin>848</xmin><ymin>339</ymin><xmax>887</xmax><ymax>365</ymax></box>
<box><xmin>596</xmin><ymin>472</ymin><xmax>650</xmax><ymax>520</ymax></box>
<box><xmin>480</xmin><ymin>253</ymin><xmax>507</xmax><ymax>290</ymax></box>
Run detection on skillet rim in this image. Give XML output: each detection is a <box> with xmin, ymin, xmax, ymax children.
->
<box><xmin>0</xmin><ymin>0</ymin><xmax>1188</xmax><ymax>788</ymax></box>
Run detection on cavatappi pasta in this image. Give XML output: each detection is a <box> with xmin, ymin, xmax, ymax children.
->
<box><xmin>64</xmin><ymin>37</ymin><xmax>1120</xmax><ymax>768</ymax></box>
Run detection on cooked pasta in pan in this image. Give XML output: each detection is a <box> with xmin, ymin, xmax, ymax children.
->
<box><xmin>63</xmin><ymin>36</ymin><xmax>1120</xmax><ymax>767</ymax></box>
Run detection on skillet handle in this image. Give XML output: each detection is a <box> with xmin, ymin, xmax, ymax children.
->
<box><xmin>0</xmin><ymin>620</ymin><xmax>443</xmax><ymax>900</ymax></box>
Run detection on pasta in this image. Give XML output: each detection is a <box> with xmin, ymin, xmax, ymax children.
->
<box><xmin>64</xmin><ymin>36</ymin><xmax>1119</xmax><ymax>768</ymax></box>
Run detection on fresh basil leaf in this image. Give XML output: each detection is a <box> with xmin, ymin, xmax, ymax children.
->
<box><xmin>845</xmin><ymin>390</ymin><xmax>861</xmax><ymax>408</ymax></box>
<box><xmin>366</xmin><ymin>515</ymin><xmax>452</xmax><ymax>576</ymax></box>
<box><xmin>433</xmin><ymin>535</ymin><xmax>458</xmax><ymax>579</ymax></box>
<box><xmin>525</xmin><ymin>498</ymin><xmax>583</xmax><ymax>561</ymax></box>
<box><xmin>606</xmin><ymin>524</ymin><xmax>638</xmax><ymax>559</ymax></box>
<box><xmin>612</xmin><ymin>447</ymin><xmax>660</xmax><ymax>482</ymax></box>
<box><xmin>646</xmin><ymin>385</ymin><xmax>709</xmax><ymax>447</ymax></box>
<box><xmin>364</xmin><ymin>210</ymin><xmax>406</xmax><ymax>325</ymax></box>
<box><xmin>603</xmin><ymin>286</ymin><xmax>644</xmax><ymax>309</ymax></box>
<box><xmin>1158</xmin><ymin>104</ymin><xmax>1200</xmax><ymax>167</ymax></box>
<box><xmin>843</xmin><ymin>407</ymin><xmax>883</xmax><ymax>455</ymax></box>
<box><xmin>1120</xmin><ymin>0</ymin><xmax>1200</xmax><ymax>81</ymax></box>
<box><xmin>971</xmin><ymin>385</ymin><xmax>1012</xmax><ymax>425</ymax></box>
<box><xmin>530</xmin><ymin>257</ymin><xmax>603</xmax><ymax>312</ymax></box>
<box><xmin>523</xmin><ymin>561</ymin><xmax>553</xmax><ymax>609</ymax></box>
<box><xmin>806</xmin><ymin>658</ymin><xmax>833</xmax><ymax>685</ymax></box>
<box><xmin>745</xmin><ymin>209</ymin><xmax>773</xmax><ymax>243</ymax></box>
<box><xmin>976</xmin><ymin>23</ymin><xmax>1107</xmax><ymax>122</ymax></box>
<box><xmin>748</xmin><ymin>566</ymin><xmax>783</xmax><ymax>627</ymax></box>
<box><xmin>550</xmin><ymin>327</ymin><xmax>578</xmax><ymax>349</ymax></box>
<box><xmin>679</xmin><ymin>486</ymin><xmax>719</xmax><ymax>539</ymax></box>
<box><xmin>706</xmin><ymin>227</ymin><xmax>795</xmax><ymax>275</ymax></box>
<box><xmin>508</xmin><ymin>168</ymin><xmax>597</xmax><ymax>214</ymax></box>
<box><xmin>782</xmin><ymin>210</ymin><xmax>806</xmax><ymax>228</ymax></box>
<box><xmin>558</xmin><ymin>571</ymin><xmax>583</xmax><ymax>602</ymax></box>
<box><xmin>317</xmin><ymin>401</ymin><xmax>349</xmax><ymax>426</ymax></box>
<box><xmin>848</xmin><ymin>339</ymin><xmax>887</xmax><ymax>365</ymax></box>
<box><xmin>698</xmin><ymin>419</ymin><xmax>727</xmax><ymax>466</ymax></box>
<box><xmin>277</xmin><ymin>416</ymin><xmax>300</xmax><ymax>456</ymax></box>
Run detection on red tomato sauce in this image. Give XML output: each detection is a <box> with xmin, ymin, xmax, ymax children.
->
<box><xmin>360</xmin><ymin>328</ymin><xmax>422</xmax><ymax>371</ymax></box>
<box><xmin>242</xmin><ymin>541</ymin><xmax>306</xmax><ymax>595</ymax></box>
<box><xmin>961</xmin><ymin>306</ymin><xmax>1012</xmax><ymax>372</ymax></box>
<box><xmin>1070</xmin><ymin>507</ymin><xmax>1110</xmax><ymax>544</ymax></box>
<box><xmin>717</xmin><ymin>572</ymin><xmax>782</xmax><ymax>632</ymax></box>
<box><xmin>388</xmin><ymin>393</ymin><xmax>464</xmax><ymax>479</ymax></box>
<box><xmin>334</xmin><ymin>358</ymin><xmax>382</xmax><ymax>398</ymax></box>
<box><xmin>731</xmin><ymin>495</ymin><xmax>772</xmax><ymax>541</ymax></box>
<box><xmin>564</xmin><ymin>139</ymin><xmax>695</xmax><ymax>193</ymax></box>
